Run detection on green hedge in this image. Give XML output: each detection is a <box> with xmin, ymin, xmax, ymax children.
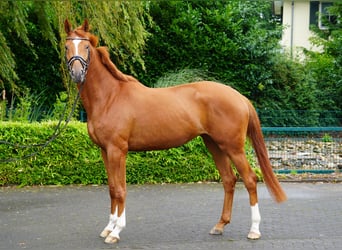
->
<box><xmin>0</xmin><ymin>122</ymin><xmax>258</xmax><ymax>186</ymax></box>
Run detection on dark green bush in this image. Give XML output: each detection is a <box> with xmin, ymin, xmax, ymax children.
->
<box><xmin>136</xmin><ymin>0</ymin><xmax>282</xmax><ymax>96</ymax></box>
<box><xmin>0</xmin><ymin>122</ymin><xmax>259</xmax><ymax>186</ymax></box>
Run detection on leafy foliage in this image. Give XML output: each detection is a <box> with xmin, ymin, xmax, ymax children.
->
<box><xmin>305</xmin><ymin>2</ymin><xmax>342</xmax><ymax>112</ymax></box>
<box><xmin>154</xmin><ymin>68</ymin><xmax>218</xmax><ymax>88</ymax></box>
<box><xmin>0</xmin><ymin>122</ymin><xmax>105</xmax><ymax>186</ymax></box>
<box><xmin>255</xmin><ymin>55</ymin><xmax>318</xmax><ymax>111</ymax></box>
<box><xmin>137</xmin><ymin>0</ymin><xmax>282</xmax><ymax>97</ymax></box>
<box><xmin>135</xmin><ymin>0</ymin><xmax>340</xmax><ymax>124</ymax></box>
<box><xmin>0</xmin><ymin>122</ymin><xmax>259</xmax><ymax>186</ymax></box>
<box><xmin>0</xmin><ymin>0</ymin><xmax>151</xmax><ymax>109</ymax></box>
<box><xmin>0</xmin><ymin>0</ymin><xmax>339</xmax><ymax>125</ymax></box>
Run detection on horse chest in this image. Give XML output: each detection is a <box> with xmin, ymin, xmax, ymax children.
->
<box><xmin>86</xmin><ymin>119</ymin><xmax>129</xmax><ymax>149</ymax></box>
<box><xmin>86</xmin><ymin>121</ymin><xmax>115</xmax><ymax>147</ymax></box>
<box><xmin>87</xmin><ymin>122</ymin><xmax>102</xmax><ymax>146</ymax></box>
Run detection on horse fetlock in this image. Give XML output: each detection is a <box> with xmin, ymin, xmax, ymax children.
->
<box><xmin>248</xmin><ymin>203</ymin><xmax>261</xmax><ymax>240</ymax></box>
<box><xmin>250</xmin><ymin>204</ymin><xmax>261</xmax><ymax>229</ymax></box>
<box><xmin>100</xmin><ymin>213</ymin><xmax>117</xmax><ymax>238</ymax></box>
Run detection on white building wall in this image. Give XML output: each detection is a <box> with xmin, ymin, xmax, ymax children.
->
<box><xmin>281</xmin><ymin>0</ymin><xmax>321</xmax><ymax>56</ymax></box>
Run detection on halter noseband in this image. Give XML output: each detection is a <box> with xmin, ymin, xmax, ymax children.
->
<box><xmin>65</xmin><ymin>37</ymin><xmax>90</xmax><ymax>82</ymax></box>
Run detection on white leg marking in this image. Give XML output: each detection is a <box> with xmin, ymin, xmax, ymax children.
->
<box><xmin>248</xmin><ymin>203</ymin><xmax>261</xmax><ymax>239</ymax></box>
<box><xmin>104</xmin><ymin>212</ymin><xmax>118</xmax><ymax>232</ymax></box>
<box><xmin>100</xmin><ymin>212</ymin><xmax>117</xmax><ymax>238</ymax></box>
<box><xmin>108</xmin><ymin>208</ymin><xmax>126</xmax><ymax>240</ymax></box>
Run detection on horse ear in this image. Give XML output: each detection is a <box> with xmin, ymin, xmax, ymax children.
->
<box><xmin>82</xmin><ymin>19</ymin><xmax>89</xmax><ymax>32</ymax></box>
<box><xmin>64</xmin><ymin>19</ymin><xmax>72</xmax><ymax>34</ymax></box>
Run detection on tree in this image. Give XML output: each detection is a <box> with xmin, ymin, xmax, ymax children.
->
<box><xmin>136</xmin><ymin>0</ymin><xmax>283</xmax><ymax>98</ymax></box>
<box><xmin>0</xmin><ymin>1</ymin><xmax>29</xmax><ymax>91</ymax></box>
<box><xmin>0</xmin><ymin>0</ymin><xmax>150</xmax><ymax>110</ymax></box>
<box><xmin>305</xmin><ymin>2</ymin><xmax>342</xmax><ymax>112</ymax></box>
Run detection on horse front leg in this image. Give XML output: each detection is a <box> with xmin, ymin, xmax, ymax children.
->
<box><xmin>99</xmin><ymin>147</ymin><xmax>127</xmax><ymax>244</ymax></box>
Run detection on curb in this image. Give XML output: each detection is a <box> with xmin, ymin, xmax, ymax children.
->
<box><xmin>279</xmin><ymin>178</ymin><xmax>342</xmax><ymax>183</ymax></box>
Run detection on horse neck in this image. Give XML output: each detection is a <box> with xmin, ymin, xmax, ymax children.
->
<box><xmin>78</xmin><ymin>53</ymin><xmax>121</xmax><ymax>117</ymax></box>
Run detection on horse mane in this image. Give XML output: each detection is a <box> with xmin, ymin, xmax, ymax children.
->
<box><xmin>96</xmin><ymin>46</ymin><xmax>137</xmax><ymax>82</ymax></box>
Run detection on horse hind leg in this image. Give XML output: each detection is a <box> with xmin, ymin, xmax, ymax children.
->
<box><xmin>229</xmin><ymin>150</ymin><xmax>261</xmax><ymax>240</ymax></box>
<box><xmin>202</xmin><ymin>136</ymin><xmax>237</xmax><ymax>236</ymax></box>
<box><xmin>210</xmin><ymin>159</ymin><xmax>237</xmax><ymax>236</ymax></box>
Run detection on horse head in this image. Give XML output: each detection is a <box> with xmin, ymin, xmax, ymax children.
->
<box><xmin>64</xmin><ymin>19</ymin><xmax>92</xmax><ymax>83</ymax></box>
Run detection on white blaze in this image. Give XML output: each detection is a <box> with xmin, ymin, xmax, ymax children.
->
<box><xmin>72</xmin><ymin>39</ymin><xmax>82</xmax><ymax>55</ymax></box>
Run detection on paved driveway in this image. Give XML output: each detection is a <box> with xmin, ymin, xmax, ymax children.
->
<box><xmin>1</xmin><ymin>182</ymin><xmax>341</xmax><ymax>250</ymax></box>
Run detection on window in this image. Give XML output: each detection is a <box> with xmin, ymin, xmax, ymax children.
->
<box><xmin>319</xmin><ymin>2</ymin><xmax>337</xmax><ymax>29</ymax></box>
<box><xmin>309</xmin><ymin>1</ymin><xmax>336</xmax><ymax>29</ymax></box>
<box><xmin>272</xmin><ymin>0</ymin><xmax>283</xmax><ymax>23</ymax></box>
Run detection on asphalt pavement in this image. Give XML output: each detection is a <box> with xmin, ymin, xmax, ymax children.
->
<box><xmin>1</xmin><ymin>182</ymin><xmax>342</xmax><ymax>250</ymax></box>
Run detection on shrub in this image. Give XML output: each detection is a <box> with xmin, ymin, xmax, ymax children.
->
<box><xmin>136</xmin><ymin>0</ymin><xmax>282</xmax><ymax>98</ymax></box>
<box><xmin>0</xmin><ymin>122</ymin><xmax>106</xmax><ymax>186</ymax></box>
<box><xmin>0</xmin><ymin>121</ymin><xmax>259</xmax><ymax>186</ymax></box>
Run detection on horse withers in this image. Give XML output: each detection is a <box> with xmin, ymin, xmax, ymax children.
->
<box><xmin>64</xmin><ymin>19</ymin><xmax>287</xmax><ymax>244</ymax></box>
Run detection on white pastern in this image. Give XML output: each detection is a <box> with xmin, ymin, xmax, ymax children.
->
<box><xmin>103</xmin><ymin>211</ymin><xmax>118</xmax><ymax>232</ymax></box>
<box><xmin>108</xmin><ymin>208</ymin><xmax>126</xmax><ymax>239</ymax></box>
<box><xmin>250</xmin><ymin>203</ymin><xmax>261</xmax><ymax>235</ymax></box>
<box><xmin>72</xmin><ymin>39</ymin><xmax>81</xmax><ymax>55</ymax></box>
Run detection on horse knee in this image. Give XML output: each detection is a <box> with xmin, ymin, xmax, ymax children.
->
<box><xmin>230</xmin><ymin>174</ymin><xmax>238</xmax><ymax>185</ymax></box>
<box><xmin>222</xmin><ymin>174</ymin><xmax>237</xmax><ymax>192</ymax></box>
<box><xmin>109</xmin><ymin>186</ymin><xmax>126</xmax><ymax>202</ymax></box>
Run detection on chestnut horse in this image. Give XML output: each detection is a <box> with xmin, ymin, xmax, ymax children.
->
<box><xmin>64</xmin><ymin>19</ymin><xmax>287</xmax><ymax>244</ymax></box>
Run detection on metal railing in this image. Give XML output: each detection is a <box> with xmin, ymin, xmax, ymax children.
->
<box><xmin>262</xmin><ymin>127</ymin><xmax>342</xmax><ymax>174</ymax></box>
<box><xmin>258</xmin><ymin>110</ymin><xmax>342</xmax><ymax>127</ymax></box>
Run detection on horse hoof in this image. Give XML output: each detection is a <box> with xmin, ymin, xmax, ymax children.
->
<box><xmin>100</xmin><ymin>229</ymin><xmax>111</xmax><ymax>238</ymax></box>
<box><xmin>104</xmin><ymin>235</ymin><xmax>119</xmax><ymax>244</ymax></box>
<box><xmin>209</xmin><ymin>227</ymin><xmax>223</xmax><ymax>235</ymax></box>
<box><xmin>247</xmin><ymin>231</ymin><xmax>261</xmax><ymax>240</ymax></box>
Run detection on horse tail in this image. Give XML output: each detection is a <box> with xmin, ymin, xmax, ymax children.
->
<box><xmin>246</xmin><ymin>101</ymin><xmax>287</xmax><ymax>203</ymax></box>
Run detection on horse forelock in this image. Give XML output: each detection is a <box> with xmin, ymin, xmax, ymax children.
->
<box><xmin>73</xmin><ymin>29</ymin><xmax>98</xmax><ymax>47</ymax></box>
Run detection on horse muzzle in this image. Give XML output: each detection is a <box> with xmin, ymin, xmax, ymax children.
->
<box><xmin>69</xmin><ymin>66</ymin><xmax>86</xmax><ymax>83</ymax></box>
<box><xmin>67</xmin><ymin>55</ymin><xmax>89</xmax><ymax>84</ymax></box>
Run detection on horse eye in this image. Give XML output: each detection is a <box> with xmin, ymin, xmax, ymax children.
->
<box><xmin>65</xmin><ymin>45</ymin><xmax>68</xmax><ymax>51</ymax></box>
<box><xmin>85</xmin><ymin>45</ymin><xmax>89</xmax><ymax>50</ymax></box>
